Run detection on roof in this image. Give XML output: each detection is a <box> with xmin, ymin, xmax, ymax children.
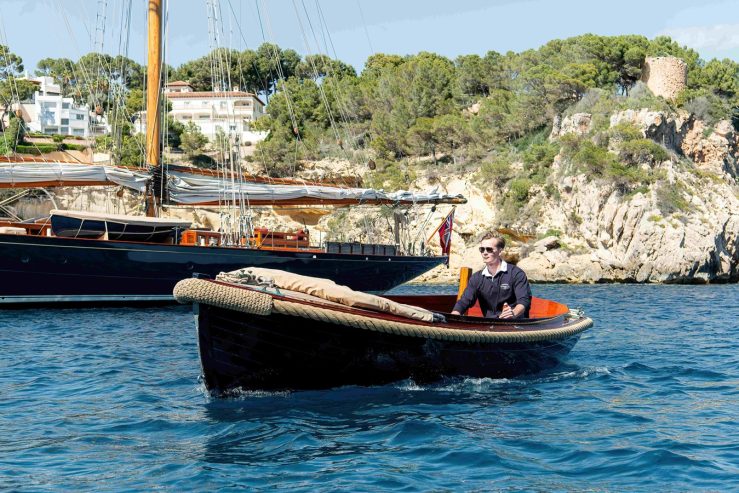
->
<box><xmin>166</xmin><ymin>81</ymin><xmax>192</xmax><ymax>87</ymax></box>
<box><xmin>165</xmin><ymin>91</ymin><xmax>265</xmax><ymax>105</ymax></box>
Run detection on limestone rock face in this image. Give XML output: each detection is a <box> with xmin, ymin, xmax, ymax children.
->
<box><xmin>516</xmin><ymin>158</ymin><xmax>739</xmax><ymax>283</ymax></box>
<box><xmin>681</xmin><ymin>119</ymin><xmax>739</xmax><ymax>174</ymax></box>
<box><xmin>609</xmin><ymin>108</ymin><xmax>692</xmax><ymax>151</ymax></box>
<box><xmin>550</xmin><ymin>113</ymin><xmax>592</xmax><ymax>139</ymax></box>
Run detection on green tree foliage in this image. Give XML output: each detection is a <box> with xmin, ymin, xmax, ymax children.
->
<box><xmin>0</xmin><ymin>44</ymin><xmax>24</xmax><ymax>79</ymax></box>
<box><xmin>181</xmin><ymin>122</ymin><xmax>209</xmax><ymax>157</ymax></box>
<box><xmin>165</xmin><ymin>117</ymin><xmax>185</xmax><ymax>150</ymax></box>
<box><xmin>3</xmin><ymin>114</ymin><xmax>27</xmax><ymax>151</ymax></box>
<box><xmin>454</xmin><ymin>51</ymin><xmax>506</xmax><ymax>103</ymax></box>
<box><xmin>0</xmin><ymin>45</ymin><xmax>36</xmax><ymax>131</ymax></box>
<box><xmin>35</xmin><ymin>57</ymin><xmax>76</xmax><ymax>94</ymax></box>
<box><xmin>295</xmin><ymin>54</ymin><xmax>356</xmax><ymax>81</ymax></box>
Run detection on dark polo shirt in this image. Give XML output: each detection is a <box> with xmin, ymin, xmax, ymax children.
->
<box><xmin>452</xmin><ymin>261</ymin><xmax>532</xmax><ymax>318</ymax></box>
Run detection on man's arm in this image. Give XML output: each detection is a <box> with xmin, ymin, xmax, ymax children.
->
<box><xmin>511</xmin><ymin>268</ymin><xmax>532</xmax><ymax>317</ymax></box>
<box><xmin>451</xmin><ymin>275</ymin><xmax>479</xmax><ymax>315</ymax></box>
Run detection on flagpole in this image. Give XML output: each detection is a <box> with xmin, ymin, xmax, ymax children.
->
<box><xmin>426</xmin><ymin>207</ymin><xmax>455</xmax><ymax>245</ymax></box>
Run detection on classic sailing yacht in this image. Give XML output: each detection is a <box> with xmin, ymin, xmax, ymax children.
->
<box><xmin>0</xmin><ymin>0</ymin><xmax>464</xmax><ymax>305</ymax></box>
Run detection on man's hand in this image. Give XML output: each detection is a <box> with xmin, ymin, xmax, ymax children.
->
<box><xmin>500</xmin><ymin>303</ymin><xmax>514</xmax><ymax>319</ymax></box>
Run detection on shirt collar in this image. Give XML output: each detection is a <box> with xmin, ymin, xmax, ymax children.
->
<box><xmin>482</xmin><ymin>260</ymin><xmax>508</xmax><ymax>277</ymax></box>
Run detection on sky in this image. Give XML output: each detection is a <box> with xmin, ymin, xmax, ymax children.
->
<box><xmin>1</xmin><ymin>0</ymin><xmax>739</xmax><ymax>75</ymax></box>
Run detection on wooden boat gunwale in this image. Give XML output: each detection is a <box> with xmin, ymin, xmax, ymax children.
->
<box><xmin>195</xmin><ymin>279</ymin><xmax>584</xmax><ymax>334</ymax></box>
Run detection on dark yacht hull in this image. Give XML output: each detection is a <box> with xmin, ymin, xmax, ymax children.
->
<box><xmin>0</xmin><ymin>234</ymin><xmax>444</xmax><ymax>305</ymax></box>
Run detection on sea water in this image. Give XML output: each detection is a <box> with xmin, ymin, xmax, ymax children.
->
<box><xmin>1</xmin><ymin>284</ymin><xmax>737</xmax><ymax>492</ymax></box>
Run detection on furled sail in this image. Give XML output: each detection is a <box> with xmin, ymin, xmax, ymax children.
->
<box><xmin>0</xmin><ymin>160</ymin><xmax>466</xmax><ymax>206</ymax></box>
<box><xmin>167</xmin><ymin>170</ymin><xmax>466</xmax><ymax>206</ymax></box>
<box><xmin>0</xmin><ymin>160</ymin><xmax>149</xmax><ymax>192</ymax></box>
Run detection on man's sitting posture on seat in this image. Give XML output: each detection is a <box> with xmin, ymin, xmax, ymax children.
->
<box><xmin>451</xmin><ymin>233</ymin><xmax>531</xmax><ymax>319</ymax></box>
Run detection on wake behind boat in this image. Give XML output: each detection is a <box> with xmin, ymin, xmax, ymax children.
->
<box><xmin>174</xmin><ymin>268</ymin><xmax>593</xmax><ymax>393</ymax></box>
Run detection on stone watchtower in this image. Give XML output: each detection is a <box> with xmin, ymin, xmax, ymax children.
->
<box><xmin>641</xmin><ymin>56</ymin><xmax>688</xmax><ymax>100</ymax></box>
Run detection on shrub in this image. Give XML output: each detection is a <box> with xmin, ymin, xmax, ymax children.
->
<box><xmin>365</xmin><ymin>159</ymin><xmax>416</xmax><ymax>191</ymax></box>
<box><xmin>655</xmin><ymin>181</ymin><xmax>689</xmax><ymax>215</ymax></box>
<box><xmin>478</xmin><ymin>158</ymin><xmax>512</xmax><ymax>188</ymax></box>
<box><xmin>52</xmin><ymin>134</ymin><xmax>66</xmax><ymax>143</ymax></box>
<box><xmin>191</xmin><ymin>154</ymin><xmax>217</xmax><ymax>169</ymax></box>
<box><xmin>15</xmin><ymin>144</ymin><xmax>59</xmax><ymax>155</ymax></box>
<box><xmin>62</xmin><ymin>143</ymin><xmax>86</xmax><ymax>151</ymax></box>
<box><xmin>543</xmin><ymin>183</ymin><xmax>560</xmax><ymax>199</ymax></box>
<box><xmin>558</xmin><ymin>133</ymin><xmax>583</xmax><ymax>159</ymax></box>
<box><xmin>618</xmin><ymin>139</ymin><xmax>668</xmax><ymax>165</ymax></box>
<box><xmin>508</xmin><ymin>178</ymin><xmax>533</xmax><ymax>204</ymax></box>
<box><xmin>606</xmin><ymin>160</ymin><xmax>652</xmax><ymax>193</ymax></box>
<box><xmin>572</xmin><ymin>140</ymin><xmax>617</xmax><ymax>176</ymax></box>
<box><xmin>623</xmin><ymin>81</ymin><xmax>672</xmax><ymax>112</ymax></box>
<box><xmin>609</xmin><ymin>122</ymin><xmax>642</xmax><ymax>143</ymax></box>
<box><xmin>522</xmin><ymin>140</ymin><xmax>559</xmax><ymax>166</ymax></box>
<box><xmin>541</xmin><ymin>228</ymin><xmax>562</xmax><ymax>238</ymax></box>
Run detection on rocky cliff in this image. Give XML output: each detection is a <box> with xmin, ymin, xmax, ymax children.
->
<box><xmin>420</xmin><ymin>109</ymin><xmax>739</xmax><ymax>284</ymax></box>
<box><xmin>12</xmin><ymin>108</ymin><xmax>739</xmax><ymax>285</ymax></box>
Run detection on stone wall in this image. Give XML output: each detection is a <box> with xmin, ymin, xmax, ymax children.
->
<box><xmin>641</xmin><ymin>56</ymin><xmax>687</xmax><ymax>100</ymax></box>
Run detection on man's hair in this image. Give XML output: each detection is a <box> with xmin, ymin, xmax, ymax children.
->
<box><xmin>481</xmin><ymin>232</ymin><xmax>505</xmax><ymax>249</ymax></box>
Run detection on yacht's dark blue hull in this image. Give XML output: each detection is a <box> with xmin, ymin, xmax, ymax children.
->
<box><xmin>0</xmin><ymin>233</ymin><xmax>444</xmax><ymax>305</ymax></box>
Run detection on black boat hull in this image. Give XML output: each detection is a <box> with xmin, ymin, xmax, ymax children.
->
<box><xmin>0</xmin><ymin>234</ymin><xmax>444</xmax><ymax>305</ymax></box>
<box><xmin>196</xmin><ymin>303</ymin><xmax>583</xmax><ymax>392</ymax></box>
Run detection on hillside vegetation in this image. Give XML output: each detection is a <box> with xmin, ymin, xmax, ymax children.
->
<box><xmin>254</xmin><ymin>34</ymin><xmax>739</xmax><ymax>179</ymax></box>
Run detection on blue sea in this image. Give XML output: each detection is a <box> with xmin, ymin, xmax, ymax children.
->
<box><xmin>1</xmin><ymin>284</ymin><xmax>738</xmax><ymax>492</ymax></box>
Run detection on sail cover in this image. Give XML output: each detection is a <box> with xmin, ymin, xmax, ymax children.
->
<box><xmin>0</xmin><ymin>161</ymin><xmax>149</xmax><ymax>192</ymax></box>
<box><xmin>167</xmin><ymin>170</ymin><xmax>465</xmax><ymax>205</ymax></box>
<box><xmin>0</xmin><ymin>161</ymin><xmax>466</xmax><ymax>206</ymax></box>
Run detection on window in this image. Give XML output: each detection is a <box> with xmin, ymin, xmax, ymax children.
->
<box><xmin>61</xmin><ymin>127</ymin><xmax>69</xmax><ymax>134</ymax></box>
<box><xmin>73</xmin><ymin>128</ymin><xmax>85</xmax><ymax>136</ymax></box>
<box><xmin>44</xmin><ymin>127</ymin><xmax>57</xmax><ymax>134</ymax></box>
<box><xmin>229</xmin><ymin>124</ymin><xmax>236</xmax><ymax>131</ymax></box>
<box><xmin>62</xmin><ymin>102</ymin><xmax>70</xmax><ymax>109</ymax></box>
<box><xmin>75</xmin><ymin>114</ymin><xmax>85</xmax><ymax>120</ymax></box>
<box><xmin>61</xmin><ymin>118</ymin><xmax>69</xmax><ymax>125</ymax></box>
<box><xmin>198</xmin><ymin>114</ymin><xmax>209</xmax><ymax>120</ymax></box>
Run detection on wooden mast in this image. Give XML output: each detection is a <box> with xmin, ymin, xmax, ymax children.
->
<box><xmin>145</xmin><ymin>0</ymin><xmax>162</xmax><ymax>216</ymax></box>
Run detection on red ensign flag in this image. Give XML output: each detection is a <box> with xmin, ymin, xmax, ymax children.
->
<box><xmin>438</xmin><ymin>209</ymin><xmax>455</xmax><ymax>264</ymax></box>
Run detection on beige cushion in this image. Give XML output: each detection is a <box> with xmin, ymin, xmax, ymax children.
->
<box><xmin>219</xmin><ymin>267</ymin><xmax>435</xmax><ymax>322</ymax></box>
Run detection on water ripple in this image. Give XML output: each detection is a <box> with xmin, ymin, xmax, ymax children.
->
<box><xmin>1</xmin><ymin>286</ymin><xmax>738</xmax><ymax>491</ymax></box>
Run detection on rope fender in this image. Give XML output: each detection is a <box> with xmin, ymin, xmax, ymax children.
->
<box><xmin>173</xmin><ymin>278</ymin><xmax>273</xmax><ymax>316</ymax></box>
<box><xmin>273</xmin><ymin>300</ymin><xmax>592</xmax><ymax>343</ymax></box>
<box><xmin>174</xmin><ymin>279</ymin><xmax>592</xmax><ymax>343</ymax></box>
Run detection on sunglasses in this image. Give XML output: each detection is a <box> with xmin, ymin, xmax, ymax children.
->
<box><xmin>478</xmin><ymin>246</ymin><xmax>501</xmax><ymax>253</ymax></box>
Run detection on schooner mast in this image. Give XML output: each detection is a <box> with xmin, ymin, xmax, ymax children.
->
<box><xmin>145</xmin><ymin>0</ymin><xmax>163</xmax><ymax>217</ymax></box>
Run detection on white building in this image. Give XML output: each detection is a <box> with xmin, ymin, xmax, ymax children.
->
<box><xmin>164</xmin><ymin>81</ymin><xmax>268</xmax><ymax>145</ymax></box>
<box><xmin>15</xmin><ymin>77</ymin><xmax>93</xmax><ymax>137</ymax></box>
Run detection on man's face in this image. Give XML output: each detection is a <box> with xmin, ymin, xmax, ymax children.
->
<box><xmin>479</xmin><ymin>238</ymin><xmax>503</xmax><ymax>264</ymax></box>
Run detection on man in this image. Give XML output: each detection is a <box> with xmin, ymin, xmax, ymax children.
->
<box><xmin>451</xmin><ymin>233</ymin><xmax>531</xmax><ymax>319</ymax></box>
